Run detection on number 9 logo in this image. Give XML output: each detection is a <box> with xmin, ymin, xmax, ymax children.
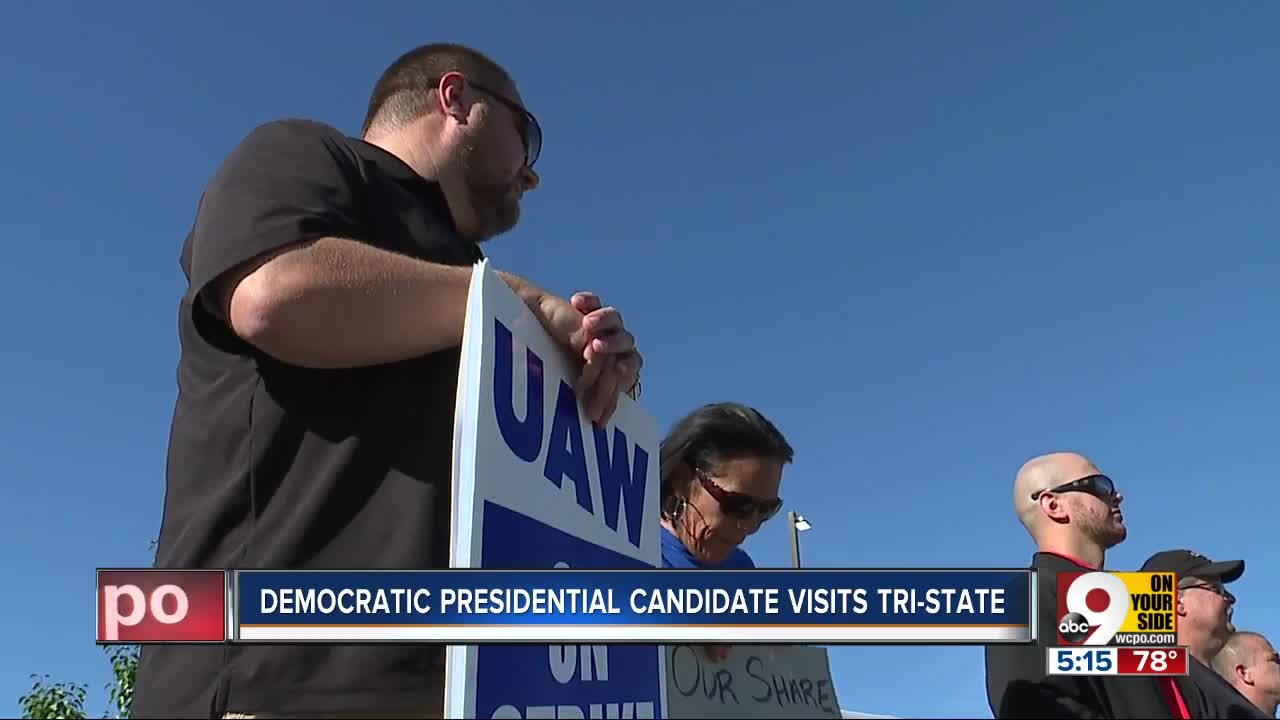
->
<box><xmin>1060</xmin><ymin>572</ymin><xmax>1129</xmax><ymax>645</ymax></box>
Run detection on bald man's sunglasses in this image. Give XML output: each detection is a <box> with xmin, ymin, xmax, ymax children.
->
<box><xmin>693</xmin><ymin>467</ymin><xmax>783</xmax><ymax>521</ymax></box>
<box><xmin>1031</xmin><ymin>474</ymin><xmax>1116</xmax><ymax>502</ymax></box>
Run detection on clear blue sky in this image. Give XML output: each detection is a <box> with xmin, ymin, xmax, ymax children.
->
<box><xmin>4</xmin><ymin>2</ymin><xmax>1277</xmax><ymax>718</ymax></box>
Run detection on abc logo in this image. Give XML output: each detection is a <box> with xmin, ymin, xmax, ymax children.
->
<box><xmin>1059</xmin><ymin>571</ymin><xmax>1132</xmax><ymax>645</ymax></box>
<box><xmin>1058</xmin><ymin>611</ymin><xmax>1093</xmax><ymax>643</ymax></box>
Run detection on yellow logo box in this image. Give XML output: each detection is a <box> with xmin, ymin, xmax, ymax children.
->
<box><xmin>1112</xmin><ymin>572</ymin><xmax>1177</xmax><ymax>634</ymax></box>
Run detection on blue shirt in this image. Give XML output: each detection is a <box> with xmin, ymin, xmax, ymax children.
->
<box><xmin>660</xmin><ymin>526</ymin><xmax>756</xmax><ymax>569</ymax></box>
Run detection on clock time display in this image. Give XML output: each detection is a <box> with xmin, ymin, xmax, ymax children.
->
<box><xmin>1047</xmin><ymin>646</ymin><xmax>1188</xmax><ymax>676</ymax></box>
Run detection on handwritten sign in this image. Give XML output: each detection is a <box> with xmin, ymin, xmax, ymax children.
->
<box><xmin>446</xmin><ymin>260</ymin><xmax>667</xmax><ymax>719</ymax></box>
<box><xmin>665</xmin><ymin>645</ymin><xmax>843</xmax><ymax>719</ymax></box>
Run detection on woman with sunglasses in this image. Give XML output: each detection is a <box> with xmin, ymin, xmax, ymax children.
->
<box><xmin>658</xmin><ymin>402</ymin><xmax>794</xmax><ymax>658</ymax></box>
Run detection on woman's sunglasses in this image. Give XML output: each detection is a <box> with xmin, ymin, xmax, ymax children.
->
<box><xmin>693</xmin><ymin>467</ymin><xmax>783</xmax><ymax>522</ymax></box>
<box><xmin>1030</xmin><ymin>474</ymin><xmax>1117</xmax><ymax>502</ymax></box>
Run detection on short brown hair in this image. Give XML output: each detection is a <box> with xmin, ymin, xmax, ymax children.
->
<box><xmin>362</xmin><ymin>43</ymin><xmax>511</xmax><ymax>136</ymax></box>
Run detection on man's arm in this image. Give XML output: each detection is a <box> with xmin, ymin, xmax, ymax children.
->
<box><xmin>219</xmin><ymin>237</ymin><xmax>637</xmax><ymax>423</ymax></box>
<box><xmin>220</xmin><ymin>236</ymin><xmax>550</xmax><ymax>368</ymax></box>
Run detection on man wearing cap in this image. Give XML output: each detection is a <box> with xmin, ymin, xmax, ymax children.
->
<box><xmin>1141</xmin><ymin>550</ymin><xmax>1271</xmax><ymax>718</ymax></box>
<box><xmin>1212</xmin><ymin>631</ymin><xmax>1280</xmax><ymax>717</ymax></box>
<box><xmin>985</xmin><ymin>452</ymin><xmax>1175</xmax><ymax>718</ymax></box>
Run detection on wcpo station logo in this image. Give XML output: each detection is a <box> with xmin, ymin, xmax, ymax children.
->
<box><xmin>1057</xmin><ymin>571</ymin><xmax>1178</xmax><ymax>646</ymax></box>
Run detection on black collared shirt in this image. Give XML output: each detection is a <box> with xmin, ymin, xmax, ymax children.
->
<box><xmin>985</xmin><ymin>551</ymin><xmax>1177</xmax><ymax>719</ymax></box>
<box><xmin>132</xmin><ymin>119</ymin><xmax>482</xmax><ymax>718</ymax></box>
<box><xmin>1176</xmin><ymin>655</ymin><xmax>1274</xmax><ymax>719</ymax></box>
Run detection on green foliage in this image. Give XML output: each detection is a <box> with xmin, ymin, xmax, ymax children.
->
<box><xmin>105</xmin><ymin>646</ymin><xmax>138</xmax><ymax>719</ymax></box>
<box><xmin>20</xmin><ymin>539</ymin><xmax>148</xmax><ymax>718</ymax></box>
<box><xmin>19</xmin><ymin>674</ymin><xmax>87</xmax><ymax>720</ymax></box>
<box><xmin>18</xmin><ymin>646</ymin><xmax>138</xmax><ymax>720</ymax></box>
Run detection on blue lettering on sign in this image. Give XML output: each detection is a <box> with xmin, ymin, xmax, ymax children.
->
<box><xmin>492</xmin><ymin>318</ymin><xmax>650</xmax><ymax>549</ymax></box>
<box><xmin>594</xmin><ymin>426</ymin><xmax>647</xmax><ymax>548</ymax></box>
<box><xmin>545</xmin><ymin>380</ymin><xmax>594</xmax><ymax>514</ymax></box>
<box><xmin>479</xmin><ymin>502</ymin><xmax>663</xmax><ymax>719</ymax></box>
<box><xmin>493</xmin><ymin>319</ymin><xmax>543</xmax><ymax>463</ymax></box>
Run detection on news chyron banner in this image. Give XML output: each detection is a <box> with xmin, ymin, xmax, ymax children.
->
<box><xmin>1056</xmin><ymin>571</ymin><xmax>1178</xmax><ymax>646</ymax></box>
<box><xmin>444</xmin><ymin>258</ymin><xmax>666</xmax><ymax>720</ymax></box>
<box><xmin>98</xmin><ymin>567</ymin><xmax>1035</xmax><ymax>646</ymax></box>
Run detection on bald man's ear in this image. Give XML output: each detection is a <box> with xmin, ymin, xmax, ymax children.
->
<box><xmin>1039</xmin><ymin>492</ymin><xmax>1070</xmax><ymax>523</ymax></box>
<box><xmin>1236</xmin><ymin>663</ymin><xmax>1252</xmax><ymax>685</ymax></box>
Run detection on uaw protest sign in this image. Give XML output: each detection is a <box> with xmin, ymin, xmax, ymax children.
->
<box><xmin>446</xmin><ymin>259</ymin><xmax>666</xmax><ymax>720</ymax></box>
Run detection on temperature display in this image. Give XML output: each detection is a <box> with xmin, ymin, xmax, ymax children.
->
<box><xmin>1117</xmin><ymin>647</ymin><xmax>1189</xmax><ymax>676</ymax></box>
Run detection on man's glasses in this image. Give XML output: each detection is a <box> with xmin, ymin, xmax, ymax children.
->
<box><xmin>692</xmin><ymin>467</ymin><xmax>783</xmax><ymax>522</ymax></box>
<box><xmin>1179</xmin><ymin>579</ymin><xmax>1236</xmax><ymax>604</ymax></box>
<box><xmin>466</xmin><ymin>79</ymin><xmax>542</xmax><ymax>169</ymax></box>
<box><xmin>423</xmin><ymin>76</ymin><xmax>543</xmax><ymax>169</ymax></box>
<box><xmin>1031</xmin><ymin>474</ymin><xmax>1117</xmax><ymax>502</ymax></box>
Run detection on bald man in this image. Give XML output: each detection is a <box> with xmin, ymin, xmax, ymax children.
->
<box><xmin>1011</xmin><ymin>452</ymin><xmax>1127</xmax><ymax>566</ymax></box>
<box><xmin>985</xmin><ymin>452</ymin><xmax>1176</xmax><ymax>719</ymax></box>
<box><xmin>1212</xmin><ymin>632</ymin><xmax>1279</xmax><ymax>717</ymax></box>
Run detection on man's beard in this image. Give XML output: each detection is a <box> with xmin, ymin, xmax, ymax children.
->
<box><xmin>459</xmin><ymin>143</ymin><xmax>520</xmax><ymax>241</ymax></box>
<box><xmin>466</xmin><ymin>176</ymin><xmax>518</xmax><ymax>239</ymax></box>
<box><xmin>1079</xmin><ymin>505</ymin><xmax>1126</xmax><ymax>549</ymax></box>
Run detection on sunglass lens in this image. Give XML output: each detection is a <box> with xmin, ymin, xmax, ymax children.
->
<box><xmin>526</xmin><ymin>121</ymin><xmax>541</xmax><ymax>166</ymax></box>
<box><xmin>722</xmin><ymin>496</ymin><xmax>782</xmax><ymax>520</ymax></box>
<box><xmin>1093</xmin><ymin>475</ymin><xmax>1115</xmax><ymax>496</ymax></box>
<box><xmin>722</xmin><ymin>497</ymin><xmax>757</xmax><ymax>518</ymax></box>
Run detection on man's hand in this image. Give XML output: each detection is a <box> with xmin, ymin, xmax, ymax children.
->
<box><xmin>496</xmin><ymin>272</ymin><xmax>643</xmax><ymax>426</ymax></box>
<box><xmin>570</xmin><ymin>292</ymin><xmax>642</xmax><ymax>423</ymax></box>
<box><xmin>525</xmin><ymin>290</ymin><xmax>642</xmax><ymax>426</ymax></box>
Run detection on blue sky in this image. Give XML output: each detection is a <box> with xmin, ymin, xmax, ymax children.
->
<box><xmin>4</xmin><ymin>2</ymin><xmax>1278</xmax><ymax>718</ymax></box>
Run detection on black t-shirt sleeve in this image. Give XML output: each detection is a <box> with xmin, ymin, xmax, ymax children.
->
<box><xmin>186</xmin><ymin>119</ymin><xmax>368</xmax><ymax>319</ymax></box>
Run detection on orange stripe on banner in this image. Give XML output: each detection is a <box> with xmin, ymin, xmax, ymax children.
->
<box><xmin>238</xmin><ymin>622</ymin><xmax>1027</xmax><ymax>629</ymax></box>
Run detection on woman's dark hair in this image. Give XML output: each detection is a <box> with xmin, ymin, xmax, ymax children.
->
<box><xmin>659</xmin><ymin>402</ymin><xmax>794</xmax><ymax>516</ymax></box>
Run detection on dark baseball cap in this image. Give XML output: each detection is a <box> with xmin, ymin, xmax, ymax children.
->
<box><xmin>1140</xmin><ymin>549</ymin><xmax>1245</xmax><ymax>584</ymax></box>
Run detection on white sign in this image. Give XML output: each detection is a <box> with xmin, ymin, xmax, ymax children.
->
<box><xmin>447</xmin><ymin>259</ymin><xmax>667</xmax><ymax>719</ymax></box>
<box><xmin>665</xmin><ymin>645</ymin><xmax>845</xmax><ymax>719</ymax></box>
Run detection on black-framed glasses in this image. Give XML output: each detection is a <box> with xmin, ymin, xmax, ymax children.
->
<box><xmin>426</xmin><ymin>75</ymin><xmax>541</xmax><ymax>169</ymax></box>
<box><xmin>1179</xmin><ymin>578</ymin><xmax>1236</xmax><ymax>603</ymax></box>
<box><xmin>692</xmin><ymin>466</ymin><xmax>783</xmax><ymax>522</ymax></box>
<box><xmin>470</xmin><ymin>80</ymin><xmax>541</xmax><ymax>169</ymax></box>
<box><xmin>1031</xmin><ymin>474</ymin><xmax>1117</xmax><ymax>502</ymax></box>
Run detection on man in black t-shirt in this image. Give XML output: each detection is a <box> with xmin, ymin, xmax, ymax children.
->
<box><xmin>132</xmin><ymin>43</ymin><xmax>644</xmax><ymax>719</ymax></box>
